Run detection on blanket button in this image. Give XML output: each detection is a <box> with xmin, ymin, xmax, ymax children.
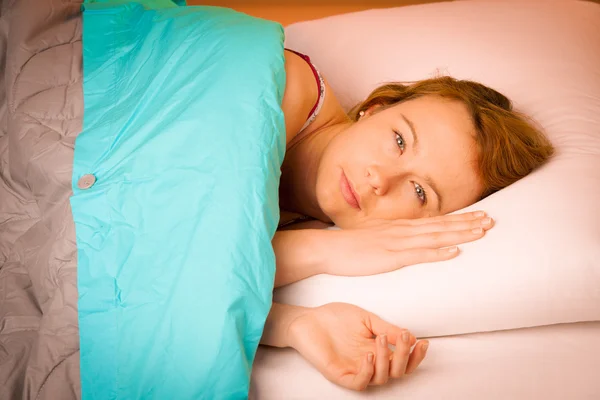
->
<box><xmin>78</xmin><ymin>174</ymin><xmax>97</xmax><ymax>190</ymax></box>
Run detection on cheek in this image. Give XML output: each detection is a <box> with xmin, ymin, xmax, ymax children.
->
<box><xmin>376</xmin><ymin>185</ymin><xmax>425</xmax><ymax>220</ymax></box>
<box><xmin>315</xmin><ymin>162</ymin><xmax>343</xmax><ymax>218</ymax></box>
<box><xmin>343</xmin><ymin>126</ymin><xmax>385</xmax><ymax>155</ymax></box>
<box><xmin>315</xmin><ymin>167</ymin><xmax>334</xmax><ymax>204</ymax></box>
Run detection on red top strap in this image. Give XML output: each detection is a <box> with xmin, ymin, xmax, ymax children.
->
<box><xmin>284</xmin><ymin>48</ymin><xmax>323</xmax><ymax>121</ymax></box>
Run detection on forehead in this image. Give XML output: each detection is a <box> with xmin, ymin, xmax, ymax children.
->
<box><xmin>390</xmin><ymin>95</ymin><xmax>473</xmax><ymax>134</ymax></box>
<box><xmin>390</xmin><ymin>96</ymin><xmax>483</xmax><ymax>212</ymax></box>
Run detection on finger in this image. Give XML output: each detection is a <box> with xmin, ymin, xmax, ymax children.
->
<box><xmin>368</xmin><ymin>315</ymin><xmax>407</xmax><ymax>346</ymax></box>
<box><xmin>405</xmin><ymin>340</ymin><xmax>429</xmax><ymax>375</ymax></box>
<box><xmin>390</xmin><ymin>246</ymin><xmax>460</xmax><ymax>269</ymax></box>
<box><xmin>371</xmin><ymin>335</ymin><xmax>391</xmax><ymax>385</ymax></box>
<box><xmin>390</xmin><ymin>330</ymin><xmax>412</xmax><ymax>378</ymax></box>
<box><xmin>398</xmin><ymin>227</ymin><xmax>487</xmax><ymax>250</ymax></box>
<box><xmin>407</xmin><ymin>211</ymin><xmax>487</xmax><ymax>225</ymax></box>
<box><xmin>367</xmin><ymin>314</ymin><xmax>418</xmax><ymax>350</ymax></box>
<box><xmin>373</xmin><ymin>246</ymin><xmax>460</xmax><ymax>274</ymax></box>
<box><xmin>342</xmin><ymin>352</ymin><xmax>375</xmax><ymax>391</ymax></box>
<box><xmin>356</xmin><ymin>211</ymin><xmax>487</xmax><ymax>230</ymax></box>
<box><xmin>403</xmin><ymin>216</ymin><xmax>494</xmax><ymax>236</ymax></box>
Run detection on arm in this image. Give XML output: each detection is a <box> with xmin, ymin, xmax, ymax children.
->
<box><xmin>259</xmin><ymin>302</ymin><xmax>308</xmax><ymax>347</ymax></box>
<box><xmin>272</xmin><ymin>229</ymin><xmax>327</xmax><ymax>287</ymax></box>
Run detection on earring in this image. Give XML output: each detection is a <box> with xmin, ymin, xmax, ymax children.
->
<box><xmin>358</xmin><ymin>110</ymin><xmax>365</xmax><ymax>117</ymax></box>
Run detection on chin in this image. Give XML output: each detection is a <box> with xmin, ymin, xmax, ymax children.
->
<box><xmin>317</xmin><ymin>199</ymin><xmax>338</xmax><ymax>225</ymax></box>
<box><xmin>321</xmin><ymin>203</ymin><xmax>354</xmax><ymax>228</ymax></box>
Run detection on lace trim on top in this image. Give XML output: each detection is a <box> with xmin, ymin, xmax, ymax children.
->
<box><xmin>298</xmin><ymin>62</ymin><xmax>326</xmax><ymax>133</ymax></box>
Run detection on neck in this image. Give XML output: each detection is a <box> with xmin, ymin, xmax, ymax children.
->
<box><xmin>280</xmin><ymin>121</ymin><xmax>351</xmax><ymax>222</ymax></box>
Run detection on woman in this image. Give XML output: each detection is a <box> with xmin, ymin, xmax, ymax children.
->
<box><xmin>260</xmin><ymin>49</ymin><xmax>554</xmax><ymax>391</ymax></box>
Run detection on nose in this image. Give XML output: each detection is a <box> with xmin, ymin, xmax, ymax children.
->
<box><xmin>365</xmin><ymin>165</ymin><xmax>390</xmax><ymax>196</ymax></box>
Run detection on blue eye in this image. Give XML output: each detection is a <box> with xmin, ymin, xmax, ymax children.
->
<box><xmin>395</xmin><ymin>131</ymin><xmax>405</xmax><ymax>152</ymax></box>
<box><xmin>414</xmin><ymin>182</ymin><xmax>427</xmax><ymax>205</ymax></box>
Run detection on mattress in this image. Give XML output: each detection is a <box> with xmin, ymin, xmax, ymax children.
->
<box><xmin>251</xmin><ymin>322</ymin><xmax>600</xmax><ymax>399</ymax></box>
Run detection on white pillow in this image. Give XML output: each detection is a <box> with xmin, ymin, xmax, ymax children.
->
<box><xmin>275</xmin><ymin>0</ymin><xmax>600</xmax><ymax>337</ymax></box>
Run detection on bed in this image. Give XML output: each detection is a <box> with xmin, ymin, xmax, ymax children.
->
<box><xmin>1</xmin><ymin>0</ymin><xmax>599</xmax><ymax>399</ymax></box>
<box><xmin>251</xmin><ymin>1</ymin><xmax>600</xmax><ymax>398</ymax></box>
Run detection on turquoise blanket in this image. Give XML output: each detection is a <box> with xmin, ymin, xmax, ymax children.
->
<box><xmin>70</xmin><ymin>1</ymin><xmax>286</xmax><ymax>398</ymax></box>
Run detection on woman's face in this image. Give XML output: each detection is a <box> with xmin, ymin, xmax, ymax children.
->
<box><xmin>316</xmin><ymin>95</ymin><xmax>484</xmax><ymax>228</ymax></box>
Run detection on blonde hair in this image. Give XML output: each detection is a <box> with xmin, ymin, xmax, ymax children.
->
<box><xmin>348</xmin><ymin>76</ymin><xmax>554</xmax><ymax>199</ymax></box>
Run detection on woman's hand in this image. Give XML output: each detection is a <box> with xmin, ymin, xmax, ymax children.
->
<box><xmin>323</xmin><ymin>210</ymin><xmax>493</xmax><ymax>277</ymax></box>
<box><xmin>287</xmin><ymin>302</ymin><xmax>429</xmax><ymax>391</ymax></box>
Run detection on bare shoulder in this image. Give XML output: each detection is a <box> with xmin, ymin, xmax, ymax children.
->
<box><xmin>282</xmin><ymin>49</ymin><xmax>347</xmax><ymax>146</ymax></box>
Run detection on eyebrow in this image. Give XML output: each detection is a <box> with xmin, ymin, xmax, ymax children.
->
<box><xmin>402</xmin><ymin>113</ymin><xmax>419</xmax><ymax>153</ymax></box>
<box><xmin>400</xmin><ymin>113</ymin><xmax>443</xmax><ymax>212</ymax></box>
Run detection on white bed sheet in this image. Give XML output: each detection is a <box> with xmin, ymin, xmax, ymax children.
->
<box><xmin>251</xmin><ymin>321</ymin><xmax>600</xmax><ymax>399</ymax></box>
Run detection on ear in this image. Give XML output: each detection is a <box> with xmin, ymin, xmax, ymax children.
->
<box><xmin>358</xmin><ymin>104</ymin><xmax>383</xmax><ymax>120</ymax></box>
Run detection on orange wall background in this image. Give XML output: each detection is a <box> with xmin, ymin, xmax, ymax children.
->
<box><xmin>190</xmin><ymin>1</ymin><xmax>600</xmax><ymax>26</ymax></box>
<box><xmin>189</xmin><ymin>0</ymin><xmax>449</xmax><ymax>26</ymax></box>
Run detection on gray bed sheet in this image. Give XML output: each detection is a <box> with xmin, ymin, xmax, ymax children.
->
<box><xmin>0</xmin><ymin>0</ymin><xmax>82</xmax><ymax>398</ymax></box>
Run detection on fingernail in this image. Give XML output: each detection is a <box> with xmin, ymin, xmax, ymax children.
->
<box><xmin>380</xmin><ymin>334</ymin><xmax>387</xmax><ymax>347</ymax></box>
<box><xmin>401</xmin><ymin>331</ymin><xmax>409</xmax><ymax>343</ymax></box>
<box><xmin>367</xmin><ymin>352</ymin><xmax>374</xmax><ymax>363</ymax></box>
<box><xmin>474</xmin><ymin>211</ymin><xmax>485</xmax><ymax>217</ymax></box>
<box><xmin>481</xmin><ymin>217</ymin><xmax>492</xmax><ymax>226</ymax></box>
<box><xmin>472</xmin><ymin>227</ymin><xmax>483</xmax><ymax>234</ymax></box>
<box><xmin>422</xmin><ymin>341</ymin><xmax>429</xmax><ymax>352</ymax></box>
<box><xmin>447</xmin><ymin>246</ymin><xmax>458</xmax><ymax>253</ymax></box>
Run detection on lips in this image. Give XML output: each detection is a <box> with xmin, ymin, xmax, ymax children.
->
<box><xmin>340</xmin><ymin>170</ymin><xmax>361</xmax><ymax>209</ymax></box>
